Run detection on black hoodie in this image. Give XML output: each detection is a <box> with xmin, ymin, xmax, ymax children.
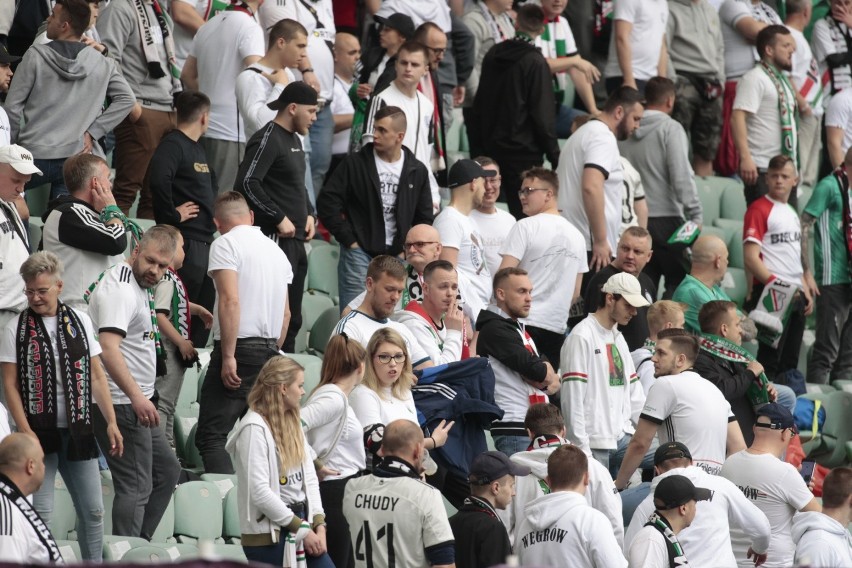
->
<box><xmin>470</xmin><ymin>38</ymin><xmax>560</xmax><ymax>164</ymax></box>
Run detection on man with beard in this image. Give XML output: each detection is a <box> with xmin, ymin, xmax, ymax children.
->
<box><xmin>333</xmin><ymin>254</ymin><xmax>433</xmax><ymax>370</ymax></box>
<box><xmin>615</xmin><ymin>330</ymin><xmax>745</xmax><ymax>490</ymax></box>
<box><xmin>86</xmin><ymin>226</ymin><xmax>182</xmax><ymax>538</ymax></box>
<box><xmin>732</xmin><ymin>25</ymin><xmax>800</xmax><ymax>206</ymax></box>
<box><xmin>556</xmin><ymin>87</ymin><xmax>644</xmax><ymax>291</ymax></box>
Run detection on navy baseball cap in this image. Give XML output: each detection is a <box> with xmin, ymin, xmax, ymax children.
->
<box><xmin>755</xmin><ymin>402</ymin><xmax>798</xmax><ymax>433</ymax></box>
<box><xmin>468</xmin><ymin>451</ymin><xmax>530</xmax><ymax>484</ymax></box>
<box><xmin>654</xmin><ymin>441</ymin><xmax>692</xmax><ymax>466</ymax></box>
<box><xmin>653</xmin><ymin>475</ymin><xmax>713</xmax><ymax>510</ymax></box>
<box><xmin>447</xmin><ymin>159</ymin><xmax>496</xmax><ymax>189</ymax></box>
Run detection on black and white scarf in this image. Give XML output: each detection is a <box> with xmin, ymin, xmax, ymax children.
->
<box><xmin>824</xmin><ymin>17</ymin><xmax>852</xmax><ymax>94</ymax></box>
<box><xmin>373</xmin><ymin>456</ymin><xmax>421</xmax><ymax>480</ymax></box>
<box><xmin>644</xmin><ymin>512</ymin><xmax>690</xmax><ymax>568</ymax></box>
<box><xmin>15</xmin><ymin>303</ymin><xmax>97</xmax><ymax>461</ymax></box>
<box><xmin>0</xmin><ymin>473</ymin><xmax>64</xmax><ymax>562</ymax></box>
<box><xmin>132</xmin><ymin>0</ymin><xmax>181</xmax><ymax>92</ymax></box>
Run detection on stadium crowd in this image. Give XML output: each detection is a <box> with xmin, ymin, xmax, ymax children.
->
<box><xmin>0</xmin><ymin>0</ymin><xmax>850</xmax><ymax>567</ymax></box>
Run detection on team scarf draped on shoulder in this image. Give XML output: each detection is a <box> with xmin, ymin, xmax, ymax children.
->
<box><xmin>760</xmin><ymin>60</ymin><xmax>798</xmax><ymax>169</ymax></box>
<box><xmin>132</xmin><ymin>0</ymin><xmax>181</xmax><ymax>93</ymax></box>
<box><xmin>644</xmin><ymin>511</ymin><xmax>691</xmax><ymax>568</ymax></box>
<box><xmin>0</xmin><ymin>473</ymin><xmax>63</xmax><ymax>562</ymax></box>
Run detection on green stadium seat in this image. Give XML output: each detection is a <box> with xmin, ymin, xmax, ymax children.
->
<box><xmin>183</xmin><ymin>423</ymin><xmax>205</xmax><ymax>471</ymax></box>
<box><xmin>307</xmin><ymin>245</ymin><xmax>339</xmax><ymax>302</ymax></box>
<box><xmin>200</xmin><ymin>473</ymin><xmax>237</xmax><ymax>498</ymax></box>
<box><xmin>25</xmin><ymin>183</ymin><xmax>51</xmax><ymax>218</ymax></box>
<box><xmin>173</xmin><ymin>408</ymin><xmax>199</xmax><ymax>461</ymax></box>
<box><xmin>50</xmin><ymin>476</ymin><xmax>77</xmax><ymax>541</ymax></box>
<box><xmin>284</xmin><ymin>353</ymin><xmax>324</xmax><ymax>403</ymax></box>
<box><xmin>223</xmin><ymin>486</ymin><xmax>241</xmax><ymax>544</ymax></box>
<box><xmin>57</xmin><ymin>540</ymin><xmax>82</xmax><ymax>562</ymax></box>
<box><xmin>177</xmin><ymin>364</ymin><xmax>202</xmax><ymax>411</ymax></box>
<box><xmin>718</xmin><ymin>178</ymin><xmax>748</xmax><ymax>220</ymax></box>
<box><xmin>196</xmin><ymin>361</ymin><xmax>209</xmax><ymax>403</ymax></box>
<box><xmin>802</xmin><ymin>390</ymin><xmax>852</xmax><ymax>467</ymax></box>
<box><xmin>831</xmin><ymin>379</ymin><xmax>852</xmax><ymax>393</ymax></box>
<box><xmin>209</xmin><ymin>543</ymin><xmax>247</xmax><ymax>562</ymax></box>
<box><xmin>303</xmin><ymin>293</ymin><xmax>336</xmax><ymax>331</ymax></box>
<box><xmin>699</xmin><ymin>226</ymin><xmax>728</xmax><ymax>242</ymax></box>
<box><xmin>799</xmin><ymin>332</ymin><xmax>815</xmax><ymax>377</ymax></box>
<box><xmin>102</xmin><ymin>536</ymin><xmax>149</xmax><ymax>561</ymax></box>
<box><xmin>307</xmin><ymin>306</ymin><xmax>340</xmax><ymax>357</ymax></box>
<box><xmin>722</xmin><ymin>268</ymin><xmax>748</xmax><ymax>306</ymax></box>
<box><xmin>151</xmin><ymin>494</ymin><xmax>176</xmax><ymax>543</ymax></box>
<box><xmin>28</xmin><ymin>217</ymin><xmax>44</xmax><ymax>250</ymax></box>
<box><xmin>805</xmin><ymin>383</ymin><xmax>836</xmax><ymax>395</ymax></box>
<box><xmin>712</xmin><ymin>218</ymin><xmax>743</xmax><ymax>244</ymax></box>
<box><xmin>727</xmin><ymin>231</ymin><xmax>745</xmax><ymax>270</ymax></box>
<box><xmin>797</xmin><ymin>184</ymin><xmax>813</xmax><ymax>215</ymax></box>
<box><xmin>122</xmin><ymin>543</ymin><xmax>198</xmax><ymax>562</ymax></box>
<box><xmin>695</xmin><ymin>177</ymin><xmax>722</xmax><ymax>224</ymax></box>
<box><xmin>174</xmin><ymin>481</ymin><xmax>224</xmax><ymax>543</ymax></box>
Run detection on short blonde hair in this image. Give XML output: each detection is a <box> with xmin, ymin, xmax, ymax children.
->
<box><xmin>647</xmin><ymin>300</ymin><xmax>687</xmax><ymax>337</ymax></box>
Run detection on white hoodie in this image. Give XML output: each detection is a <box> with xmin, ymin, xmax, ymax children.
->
<box><xmin>225</xmin><ymin>409</ymin><xmax>324</xmax><ymax>542</ymax></box>
<box><xmin>792</xmin><ymin>511</ymin><xmax>852</xmax><ymax>568</ymax></box>
<box><xmin>508</xmin><ymin>436</ymin><xmax>624</xmax><ymax>548</ymax></box>
<box><xmin>625</xmin><ymin>466</ymin><xmax>771</xmax><ymax>567</ymax></box>
<box><xmin>516</xmin><ymin>491</ymin><xmax>628</xmax><ymax>568</ymax></box>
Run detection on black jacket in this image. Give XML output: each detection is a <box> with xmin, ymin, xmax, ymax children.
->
<box><xmin>471</xmin><ymin>38</ymin><xmax>559</xmax><ymax>164</ymax></box>
<box><xmin>475</xmin><ymin>309</ymin><xmax>549</xmax><ymax>380</ymax></box>
<box><xmin>693</xmin><ymin>350</ymin><xmax>758</xmax><ymax>445</ymax></box>
<box><xmin>449</xmin><ymin>498</ymin><xmax>512</xmax><ymax>568</ymax></box>
<box><xmin>359</xmin><ymin>47</ymin><xmax>397</xmax><ymax>98</ymax></box>
<box><xmin>317</xmin><ymin>143</ymin><xmax>434</xmax><ymax>256</ymax></box>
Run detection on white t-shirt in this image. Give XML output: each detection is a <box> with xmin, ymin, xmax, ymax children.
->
<box><xmin>721</xmin><ymin>451</ymin><xmax>816</xmax><ymax>568</ymax></box>
<box><xmin>0</xmin><ymin>202</ymin><xmax>29</xmax><ymax>312</ymax></box>
<box><xmin>349</xmin><ymin>384</ymin><xmax>418</xmax><ymax>428</ymax></box>
<box><xmin>733</xmin><ymin>65</ymin><xmax>792</xmax><ymax>169</ymax></box>
<box><xmin>302</xmin><ymin>384</ymin><xmax>366</xmax><ymax>480</ymax></box>
<box><xmin>433</xmin><ymin>206</ymin><xmax>492</xmax><ymax>306</ymax></box>
<box><xmin>641</xmin><ymin>370</ymin><xmax>735</xmax><ymax>475</ymax></box>
<box><xmin>470</xmin><ymin>208</ymin><xmax>516</xmax><ymax>276</ymax></box>
<box><xmin>788</xmin><ymin>27</ymin><xmax>824</xmax><ymax>117</ymax></box>
<box><xmin>557</xmin><ymin>119</ymin><xmax>624</xmax><ymax>253</ymax></box>
<box><xmin>620</xmin><ymin>157</ymin><xmax>645</xmax><ymax>236</ymax></box>
<box><xmin>0</xmin><ymin>107</ymin><xmax>10</xmax><ymax>146</ymax></box>
<box><xmin>87</xmin><ymin>263</ymin><xmax>158</xmax><ymax>405</ymax></box>
<box><xmin>0</xmin><ymin>312</ymin><xmax>101</xmax><ymax>427</ymax></box>
<box><xmin>375</xmin><ymin>0</ymin><xmax>451</xmax><ymax>32</ymax></box>
<box><xmin>171</xmin><ymin>0</ymin><xmax>208</xmax><ymax>68</ymax></box>
<box><xmin>236</xmin><ymin>63</ymin><xmax>297</xmax><ymax>138</ymax></box>
<box><xmin>375</xmin><ymin>152</ymin><xmax>404</xmax><ymax>247</ymax></box>
<box><xmin>604</xmin><ymin>0</ymin><xmax>669</xmax><ymax>81</ymax></box>
<box><xmin>825</xmin><ymin>87</ymin><xmax>852</xmax><ymax>155</ymax></box>
<box><xmin>333</xmin><ymin>310</ymin><xmax>432</xmax><ymax>368</ymax></box>
<box><xmin>500</xmin><ymin>213</ymin><xmax>588</xmax><ymax>333</ymax></box>
<box><xmin>535</xmin><ymin>15</ymin><xmax>579</xmax><ymax>102</ymax></box>
<box><xmin>208</xmin><ymin>225</ymin><xmax>291</xmax><ymax>340</ymax></box>
<box><xmin>743</xmin><ymin>196</ymin><xmax>803</xmax><ymax>288</ymax></box>
<box><xmin>719</xmin><ymin>0</ymin><xmax>782</xmax><ymax>80</ymax></box>
<box><xmin>332</xmin><ymin>74</ymin><xmax>354</xmax><ymax>155</ymax></box>
<box><xmin>258</xmin><ymin>0</ymin><xmax>335</xmax><ymax>100</ymax></box>
<box><xmin>627</xmin><ymin>526</ymin><xmax>673</xmax><ymax>568</ymax></box>
<box><xmin>189</xmin><ymin>10</ymin><xmax>265</xmax><ymax>142</ymax></box>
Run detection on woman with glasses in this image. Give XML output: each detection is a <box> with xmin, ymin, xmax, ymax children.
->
<box><xmin>227</xmin><ymin>355</ymin><xmax>333</xmax><ymax>568</ymax></box>
<box><xmin>0</xmin><ymin>251</ymin><xmax>123</xmax><ymax>561</ymax></box>
<box><xmin>349</xmin><ymin>328</ymin><xmax>452</xmax><ymax>470</ymax></box>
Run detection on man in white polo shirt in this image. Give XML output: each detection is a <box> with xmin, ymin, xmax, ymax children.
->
<box><xmin>615</xmin><ymin>330</ymin><xmax>746</xmax><ymax>490</ymax></box>
<box><xmin>87</xmin><ymin>225</ymin><xmax>182</xmax><ymax>539</ymax></box>
<box><xmin>194</xmin><ymin>192</ymin><xmax>292</xmax><ymax>474</ymax></box>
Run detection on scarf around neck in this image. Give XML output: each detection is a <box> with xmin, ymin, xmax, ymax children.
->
<box><xmin>373</xmin><ymin>456</ymin><xmax>421</xmax><ymax>480</ymax></box>
<box><xmin>760</xmin><ymin>60</ymin><xmax>798</xmax><ymax>168</ymax></box>
<box><xmin>163</xmin><ymin>268</ymin><xmax>191</xmax><ymax>340</ymax></box>
<box><xmin>825</xmin><ymin>17</ymin><xmax>852</xmax><ymax>94</ymax></box>
<box><xmin>15</xmin><ymin>303</ymin><xmax>97</xmax><ymax>460</ymax></box>
<box><xmin>0</xmin><ymin>473</ymin><xmax>63</xmax><ymax>562</ymax></box>
<box><xmin>644</xmin><ymin>511</ymin><xmax>690</xmax><ymax>568</ymax></box>
<box><xmin>699</xmin><ymin>333</ymin><xmax>771</xmax><ymax>408</ymax></box>
<box><xmin>132</xmin><ymin>0</ymin><xmax>181</xmax><ymax>93</ymax></box>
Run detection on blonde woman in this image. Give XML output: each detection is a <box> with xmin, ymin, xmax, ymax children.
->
<box><xmin>349</xmin><ymin>328</ymin><xmax>453</xmax><ymax>465</ymax></box>
<box><xmin>302</xmin><ymin>333</ymin><xmax>367</xmax><ymax>568</ymax></box>
<box><xmin>226</xmin><ymin>356</ymin><xmax>333</xmax><ymax>568</ymax></box>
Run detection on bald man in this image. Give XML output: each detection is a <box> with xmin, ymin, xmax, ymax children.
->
<box><xmin>0</xmin><ymin>433</ymin><xmax>62</xmax><ymax>563</ymax></box>
<box><xmin>330</xmin><ymin>32</ymin><xmax>360</xmax><ymax>175</ymax></box>
<box><xmin>318</xmin><ymin>104</ymin><xmax>435</xmax><ymax>310</ymax></box>
<box><xmin>343</xmin><ymin>420</ymin><xmax>456</xmax><ymax>568</ymax></box>
<box><xmin>671</xmin><ymin>235</ymin><xmax>734</xmax><ymax>333</ymax></box>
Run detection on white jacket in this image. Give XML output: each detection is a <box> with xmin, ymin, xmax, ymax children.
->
<box><xmin>508</xmin><ymin>436</ymin><xmax>624</xmax><ymax>548</ymax></box>
<box><xmin>561</xmin><ymin>314</ymin><xmax>644</xmax><ymax>452</ymax></box>
<box><xmin>516</xmin><ymin>491</ymin><xmax>628</xmax><ymax>568</ymax></box>
<box><xmin>792</xmin><ymin>511</ymin><xmax>852</xmax><ymax>568</ymax></box>
<box><xmin>225</xmin><ymin>409</ymin><xmax>324</xmax><ymax>542</ymax></box>
<box><xmin>625</xmin><ymin>466</ymin><xmax>771</xmax><ymax>567</ymax></box>
<box><xmin>392</xmin><ymin>308</ymin><xmax>463</xmax><ymax>365</ymax></box>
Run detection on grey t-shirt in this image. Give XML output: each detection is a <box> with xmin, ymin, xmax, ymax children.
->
<box><xmin>719</xmin><ymin>0</ymin><xmax>782</xmax><ymax>80</ymax></box>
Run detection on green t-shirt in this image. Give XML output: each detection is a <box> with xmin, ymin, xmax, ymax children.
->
<box><xmin>671</xmin><ymin>274</ymin><xmax>733</xmax><ymax>333</ymax></box>
<box><xmin>804</xmin><ymin>174</ymin><xmax>851</xmax><ymax>286</ymax></box>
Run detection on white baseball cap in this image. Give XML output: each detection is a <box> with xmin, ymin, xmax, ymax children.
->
<box><xmin>0</xmin><ymin>144</ymin><xmax>42</xmax><ymax>175</ymax></box>
<box><xmin>601</xmin><ymin>272</ymin><xmax>650</xmax><ymax>308</ymax></box>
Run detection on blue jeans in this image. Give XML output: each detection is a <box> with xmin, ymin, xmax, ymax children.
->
<box><xmin>593</xmin><ymin>433</ymin><xmax>658</xmax><ymax>479</ymax></box>
<box><xmin>556</xmin><ymin>104</ymin><xmax>587</xmax><ymax>139</ymax></box>
<box><xmin>620</xmin><ymin>482</ymin><xmax>651</xmax><ymax>529</ymax></box>
<box><xmin>33</xmin><ymin>429</ymin><xmax>104</xmax><ymax>561</ymax></box>
<box><xmin>242</xmin><ymin>507</ymin><xmax>335</xmax><ymax>568</ymax></box>
<box><xmin>27</xmin><ymin>157</ymin><xmax>69</xmax><ymax>200</ymax></box>
<box><xmin>337</xmin><ymin>245</ymin><xmax>373</xmax><ymax>312</ymax></box>
<box><xmin>308</xmin><ymin>105</ymin><xmax>333</xmax><ymax>202</ymax></box>
<box><xmin>492</xmin><ymin>434</ymin><xmax>531</xmax><ymax>457</ymax></box>
<box><xmin>773</xmin><ymin>383</ymin><xmax>796</xmax><ymax>414</ymax></box>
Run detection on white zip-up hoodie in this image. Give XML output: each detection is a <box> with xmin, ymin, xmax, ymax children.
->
<box><xmin>792</xmin><ymin>511</ymin><xmax>852</xmax><ymax>568</ymax></box>
<box><xmin>508</xmin><ymin>436</ymin><xmax>624</xmax><ymax>548</ymax></box>
<box><xmin>225</xmin><ymin>409</ymin><xmax>324</xmax><ymax>542</ymax></box>
<box><xmin>625</xmin><ymin>466</ymin><xmax>771</xmax><ymax>567</ymax></box>
<box><xmin>516</xmin><ymin>491</ymin><xmax>628</xmax><ymax>568</ymax></box>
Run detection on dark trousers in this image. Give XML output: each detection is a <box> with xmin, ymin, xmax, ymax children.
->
<box><xmin>177</xmin><ymin>236</ymin><xmax>215</xmax><ymax>348</ymax></box>
<box><xmin>744</xmin><ymin>171</ymin><xmax>798</xmax><ymax>210</ymax></box>
<box><xmin>195</xmin><ymin>339</ymin><xmax>278</xmax><ymax>473</ymax></box>
<box><xmin>526</xmin><ymin>325</ymin><xmax>566</xmax><ymax>368</ymax></box>
<box><xmin>94</xmin><ymin>403</ymin><xmax>180</xmax><ymax>539</ymax></box>
<box><xmin>605</xmin><ymin>77</ymin><xmax>648</xmax><ymax>95</ymax></box>
<box><xmin>320</xmin><ymin>476</ymin><xmax>356</xmax><ymax>568</ymax></box>
<box><xmin>493</xmin><ymin>154</ymin><xmax>542</xmax><ymax>219</ymax></box>
<box><xmin>746</xmin><ymin>284</ymin><xmax>806</xmax><ymax>381</ymax></box>
<box><xmin>278</xmin><ymin>237</ymin><xmax>308</xmax><ymax>353</ymax></box>
<box><xmin>807</xmin><ymin>283</ymin><xmax>852</xmax><ymax>384</ymax></box>
<box><xmin>644</xmin><ymin>217</ymin><xmax>689</xmax><ymax>299</ymax></box>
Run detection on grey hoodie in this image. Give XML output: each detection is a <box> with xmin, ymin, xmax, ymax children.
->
<box><xmin>619</xmin><ymin>110</ymin><xmax>703</xmax><ymax>224</ymax></box>
<box><xmin>792</xmin><ymin>511</ymin><xmax>852</xmax><ymax>567</ymax></box>
<box><xmin>5</xmin><ymin>41</ymin><xmax>134</xmax><ymax>159</ymax></box>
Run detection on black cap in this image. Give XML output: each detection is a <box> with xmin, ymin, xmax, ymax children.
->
<box><xmin>0</xmin><ymin>45</ymin><xmax>20</xmax><ymax>66</ymax></box>
<box><xmin>267</xmin><ymin>81</ymin><xmax>318</xmax><ymax>111</ymax></box>
<box><xmin>653</xmin><ymin>475</ymin><xmax>713</xmax><ymax>510</ymax></box>
<box><xmin>654</xmin><ymin>442</ymin><xmax>692</xmax><ymax>466</ymax></box>
<box><xmin>447</xmin><ymin>158</ymin><xmax>496</xmax><ymax>189</ymax></box>
<box><xmin>468</xmin><ymin>451</ymin><xmax>530</xmax><ymax>484</ymax></box>
<box><xmin>375</xmin><ymin>13</ymin><xmax>416</xmax><ymax>39</ymax></box>
<box><xmin>755</xmin><ymin>402</ymin><xmax>798</xmax><ymax>433</ymax></box>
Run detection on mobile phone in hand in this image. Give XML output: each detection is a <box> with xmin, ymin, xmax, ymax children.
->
<box><xmin>800</xmin><ymin>461</ymin><xmax>816</xmax><ymax>484</ymax></box>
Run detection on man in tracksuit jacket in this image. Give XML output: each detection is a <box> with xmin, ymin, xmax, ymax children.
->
<box><xmin>317</xmin><ymin>104</ymin><xmax>434</xmax><ymax>309</ymax></box>
<box><xmin>475</xmin><ymin>267</ymin><xmax>560</xmax><ymax>457</ymax></box>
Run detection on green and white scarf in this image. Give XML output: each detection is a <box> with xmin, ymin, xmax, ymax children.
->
<box><xmin>760</xmin><ymin>60</ymin><xmax>798</xmax><ymax>168</ymax></box>
<box><xmin>699</xmin><ymin>333</ymin><xmax>770</xmax><ymax>408</ymax></box>
<box><xmin>644</xmin><ymin>512</ymin><xmax>690</xmax><ymax>568</ymax></box>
